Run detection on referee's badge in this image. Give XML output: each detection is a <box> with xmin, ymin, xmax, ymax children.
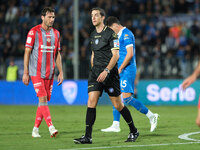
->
<box><xmin>95</xmin><ymin>39</ymin><xmax>99</xmax><ymax>45</ymax></box>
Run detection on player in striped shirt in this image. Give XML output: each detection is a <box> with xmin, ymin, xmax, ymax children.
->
<box><xmin>101</xmin><ymin>16</ymin><xmax>159</xmax><ymax>133</ymax></box>
<box><xmin>22</xmin><ymin>7</ymin><xmax>63</xmax><ymax>138</ymax></box>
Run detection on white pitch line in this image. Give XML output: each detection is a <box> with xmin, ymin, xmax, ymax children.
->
<box><xmin>58</xmin><ymin>141</ymin><xmax>200</xmax><ymax>150</ymax></box>
<box><xmin>178</xmin><ymin>131</ymin><xmax>200</xmax><ymax>141</ymax></box>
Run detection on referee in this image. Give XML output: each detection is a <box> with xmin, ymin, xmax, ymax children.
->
<box><xmin>74</xmin><ymin>7</ymin><xmax>139</xmax><ymax>144</ymax></box>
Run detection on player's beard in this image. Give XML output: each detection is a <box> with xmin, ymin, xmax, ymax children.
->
<box><xmin>94</xmin><ymin>21</ymin><xmax>101</xmax><ymax>27</ymax></box>
<box><xmin>45</xmin><ymin>21</ymin><xmax>53</xmax><ymax>28</ymax></box>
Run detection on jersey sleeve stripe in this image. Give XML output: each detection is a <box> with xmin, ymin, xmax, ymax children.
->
<box><xmin>111</xmin><ymin>47</ymin><xmax>119</xmax><ymax>50</ymax></box>
<box><xmin>125</xmin><ymin>44</ymin><xmax>133</xmax><ymax>49</ymax></box>
<box><xmin>25</xmin><ymin>45</ymin><xmax>33</xmax><ymax>48</ymax></box>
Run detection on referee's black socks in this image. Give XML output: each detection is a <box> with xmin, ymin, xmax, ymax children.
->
<box><xmin>85</xmin><ymin>107</ymin><xmax>96</xmax><ymax>138</ymax></box>
<box><xmin>120</xmin><ymin>106</ymin><xmax>137</xmax><ymax>133</ymax></box>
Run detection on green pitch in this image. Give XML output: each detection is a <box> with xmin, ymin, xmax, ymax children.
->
<box><xmin>0</xmin><ymin>105</ymin><xmax>200</xmax><ymax>150</ymax></box>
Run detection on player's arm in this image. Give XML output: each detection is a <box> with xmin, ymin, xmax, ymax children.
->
<box><xmin>23</xmin><ymin>28</ymin><xmax>36</xmax><ymax>85</ymax></box>
<box><xmin>91</xmin><ymin>51</ymin><xmax>94</xmax><ymax>68</ymax></box>
<box><xmin>56</xmin><ymin>51</ymin><xmax>63</xmax><ymax>86</ymax></box>
<box><xmin>22</xmin><ymin>48</ymin><xmax>32</xmax><ymax>85</ymax></box>
<box><xmin>182</xmin><ymin>60</ymin><xmax>200</xmax><ymax>89</ymax></box>
<box><xmin>106</xmin><ymin>49</ymin><xmax>119</xmax><ymax>71</ymax></box>
<box><xmin>97</xmin><ymin>31</ymin><xmax>119</xmax><ymax>82</ymax></box>
<box><xmin>118</xmin><ymin>46</ymin><xmax>133</xmax><ymax>74</ymax></box>
<box><xmin>96</xmin><ymin>49</ymin><xmax>119</xmax><ymax>82</ymax></box>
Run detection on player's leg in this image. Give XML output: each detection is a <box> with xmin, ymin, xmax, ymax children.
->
<box><xmin>196</xmin><ymin>108</ymin><xmax>200</xmax><ymax>127</ymax></box>
<box><xmin>32</xmin><ymin>104</ymin><xmax>43</xmax><ymax>137</ymax></box>
<box><xmin>123</xmin><ymin>92</ymin><xmax>159</xmax><ymax>132</ymax></box>
<box><xmin>31</xmin><ymin>76</ymin><xmax>45</xmax><ymax>138</ymax></box>
<box><xmin>43</xmin><ymin>79</ymin><xmax>58</xmax><ymax>137</ymax></box>
<box><xmin>74</xmin><ymin>71</ymin><xmax>102</xmax><ymax>144</ymax></box>
<box><xmin>196</xmin><ymin>99</ymin><xmax>200</xmax><ymax>127</ymax></box>
<box><xmin>122</xmin><ymin>72</ymin><xmax>159</xmax><ymax>132</ymax></box>
<box><xmin>110</xmin><ymin>95</ymin><xmax>139</xmax><ymax>142</ymax></box>
<box><xmin>74</xmin><ymin>91</ymin><xmax>101</xmax><ymax>144</ymax></box>
<box><xmin>32</xmin><ymin>77</ymin><xmax>57</xmax><ymax>138</ymax></box>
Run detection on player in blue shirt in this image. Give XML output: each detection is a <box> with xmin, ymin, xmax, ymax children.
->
<box><xmin>101</xmin><ymin>16</ymin><xmax>159</xmax><ymax>132</ymax></box>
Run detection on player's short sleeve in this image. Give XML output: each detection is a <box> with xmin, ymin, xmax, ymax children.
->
<box><xmin>109</xmin><ymin>31</ymin><xmax>119</xmax><ymax>51</ymax></box>
<box><xmin>124</xmin><ymin>32</ymin><xmax>134</xmax><ymax>49</ymax></box>
<box><xmin>57</xmin><ymin>31</ymin><xmax>61</xmax><ymax>51</ymax></box>
<box><xmin>25</xmin><ymin>29</ymin><xmax>36</xmax><ymax>49</ymax></box>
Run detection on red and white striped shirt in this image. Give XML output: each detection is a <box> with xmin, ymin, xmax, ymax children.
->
<box><xmin>25</xmin><ymin>24</ymin><xmax>61</xmax><ymax>79</ymax></box>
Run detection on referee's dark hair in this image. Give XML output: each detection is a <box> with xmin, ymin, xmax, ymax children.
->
<box><xmin>41</xmin><ymin>7</ymin><xmax>55</xmax><ymax>16</ymax></box>
<box><xmin>105</xmin><ymin>16</ymin><xmax>120</xmax><ymax>26</ymax></box>
<box><xmin>91</xmin><ymin>7</ymin><xmax>106</xmax><ymax>17</ymax></box>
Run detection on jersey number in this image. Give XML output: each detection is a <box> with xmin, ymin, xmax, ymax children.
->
<box><xmin>121</xmin><ymin>80</ymin><xmax>127</xmax><ymax>88</ymax></box>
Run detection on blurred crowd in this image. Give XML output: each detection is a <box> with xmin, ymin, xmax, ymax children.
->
<box><xmin>0</xmin><ymin>0</ymin><xmax>200</xmax><ymax>79</ymax></box>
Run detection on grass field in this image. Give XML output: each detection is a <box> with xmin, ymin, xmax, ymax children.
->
<box><xmin>0</xmin><ymin>105</ymin><xmax>200</xmax><ymax>150</ymax></box>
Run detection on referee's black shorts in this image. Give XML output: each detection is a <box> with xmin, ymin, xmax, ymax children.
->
<box><xmin>88</xmin><ymin>66</ymin><xmax>121</xmax><ymax>97</ymax></box>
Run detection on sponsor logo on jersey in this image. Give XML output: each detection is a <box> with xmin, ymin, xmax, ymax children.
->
<box><xmin>33</xmin><ymin>82</ymin><xmax>42</xmax><ymax>87</ymax></box>
<box><xmin>27</xmin><ymin>37</ymin><xmax>32</xmax><ymax>44</ymax></box>
<box><xmin>94</xmin><ymin>35</ymin><xmax>101</xmax><ymax>38</ymax></box>
<box><xmin>124</xmin><ymin>34</ymin><xmax>130</xmax><ymax>40</ymax></box>
<box><xmin>95</xmin><ymin>39</ymin><xmax>99</xmax><ymax>45</ymax></box>
<box><xmin>47</xmin><ymin>38</ymin><xmax>51</xmax><ymax>42</ymax></box>
<box><xmin>41</xmin><ymin>45</ymin><xmax>55</xmax><ymax>52</ymax></box>
<box><xmin>113</xmin><ymin>39</ymin><xmax>119</xmax><ymax>48</ymax></box>
<box><xmin>62</xmin><ymin>81</ymin><xmax>78</xmax><ymax>104</ymax></box>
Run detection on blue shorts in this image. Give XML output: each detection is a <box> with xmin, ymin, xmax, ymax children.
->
<box><xmin>120</xmin><ymin>69</ymin><xmax>136</xmax><ymax>94</ymax></box>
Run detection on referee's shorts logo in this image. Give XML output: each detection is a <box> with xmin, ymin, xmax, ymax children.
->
<box><xmin>109</xmin><ymin>88</ymin><xmax>114</xmax><ymax>93</ymax></box>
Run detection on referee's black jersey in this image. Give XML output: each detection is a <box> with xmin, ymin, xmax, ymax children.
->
<box><xmin>90</xmin><ymin>26</ymin><xmax>119</xmax><ymax>69</ymax></box>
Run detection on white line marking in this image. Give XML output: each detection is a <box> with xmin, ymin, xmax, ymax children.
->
<box><xmin>178</xmin><ymin>131</ymin><xmax>200</xmax><ymax>141</ymax></box>
<box><xmin>58</xmin><ymin>141</ymin><xmax>200</xmax><ymax>150</ymax></box>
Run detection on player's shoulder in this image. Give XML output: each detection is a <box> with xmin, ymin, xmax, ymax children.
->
<box><xmin>123</xmin><ymin>28</ymin><xmax>133</xmax><ymax>36</ymax></box>
<box><xmin>27</xmin><ymin>25</ymin><xmax>39</xmax><ymax>37</ymax></box>
<box><xmin>104</xmin><ymin>26</ymin><xmax>115</xmax><ymax>34</ymax></box>
<box><xmin>104</xmin><ymin>26</ymin><xmax>117</xmax><ymax>38</ymax></box>
<box><xmin>30</xmin><ymin>24</ymin><xmax>41</xmax><ymax>31</ymax></box>
<box><xmin>122</xmin><ymin>28</ymin><xmax>134</xmax><ymax>39</ymax></box>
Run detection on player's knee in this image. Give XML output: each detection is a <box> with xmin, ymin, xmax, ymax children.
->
<box><xmin>87</xmin><ymin>98</ymin><xmax>98</xmax><ymax>108</ymax></box>
<box><xmin>113</xmin><ymin>102</ymin><xmax>123</xmax><ymax>111</ymax></box>
<box><xmin>39</xmin><ymin>96</ymin><xmax>48</xmax><ymax>102</ymax></box>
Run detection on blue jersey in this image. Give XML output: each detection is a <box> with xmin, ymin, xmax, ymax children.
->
<box><xmin>118</xmin><ymin>27</ymin><xmax>136</xmax><ymax>94</ymax></box>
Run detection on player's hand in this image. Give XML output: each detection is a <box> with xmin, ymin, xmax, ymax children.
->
<box><xmin>97</xmin><ymin>70</ymin><xmax>108</xmax><ymax>82</ymax></box>
<box><xmin>57</xmin><ymin>72</ymin><xmax>63</xmax><ymax>86</ymax></box>
<box><xmin>22</xmin><ymin>74</ymin><xmax>30</xmax><ymax>85</ymax></box>
<box><xmin>118</xmin><ymin>68</ymin><xmax>122</xmax><ymax>74</ymax></box>
<box><xmin>182</xmin><ymin>74</ymin><xmax>196</xmax><ymax>90</ymax></box>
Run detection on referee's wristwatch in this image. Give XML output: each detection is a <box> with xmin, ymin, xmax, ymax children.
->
<box><xmin>104</xmin><ymin>68</ymin><xmax>110</xmax><ymax>74</ymax></box>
